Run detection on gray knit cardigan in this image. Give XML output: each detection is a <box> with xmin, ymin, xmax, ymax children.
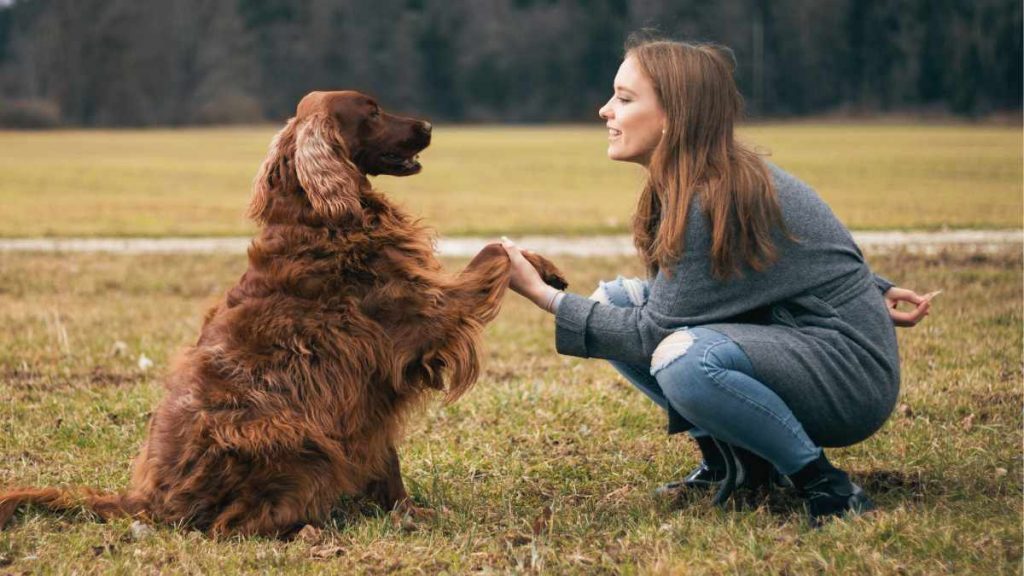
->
<box><xmin>554</xmin><ymin>164</ymin><xmax>900</xmax><ymax>447</ymax></box>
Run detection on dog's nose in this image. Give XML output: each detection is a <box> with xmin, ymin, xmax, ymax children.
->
<box><xmin>419</xmin><ymin>121</ymin><xmax>432</xmax><ymax>135</ymax></box>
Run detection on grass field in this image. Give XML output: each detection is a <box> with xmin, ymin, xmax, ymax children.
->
<box><xmin>0</xmin><ymin>249</ymin><xmax>1020</xmax><ymax>574</ymax></box>
<box><xmin>0</xmin><ymin>123</ymin><xmax>1020</xmax><ymax>237</ymax></box>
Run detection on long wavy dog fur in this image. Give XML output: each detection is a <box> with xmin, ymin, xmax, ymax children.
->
<box><xmin>0</xmin><ymin>91</ymin><xmax>567</xmax><ymax>538</ymax></box>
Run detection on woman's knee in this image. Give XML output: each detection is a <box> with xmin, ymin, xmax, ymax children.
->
<box><xmin>650</xmin><ymin>328</ymin><xmax>735</xmax><ymax>410</ymax></box>
<box><xmin>650</xmin><ymin>330</ymin><xmax>705</xmax><ymax>410</ymax></box>
<box><xmin>650</xmin><ymin>328</ymin><xmax>730</xmax><ymax>375</ymax></box>
<box><xmin>651</xmin><ymin>329</ymin><xmax>698</xmax><ymax>375</ymax></box>
<box><xmin>589</xmin><ymin>276</ymin><xmax>648</xmax><ymax>308</ymax></box>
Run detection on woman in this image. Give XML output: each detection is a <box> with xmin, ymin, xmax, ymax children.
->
<box><xmin>501</xmin><ymin>38</ymin><xmax>933</xmax><ymax>526</ymax></box>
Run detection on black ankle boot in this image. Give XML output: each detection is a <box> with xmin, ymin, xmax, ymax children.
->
<box><xmin>654</xmin><ymin>436</ymin><xmax>727</xmax><ymax>497</ymax></box>
<box><xmin>732</xmin><ymin>446</ymin><xmax>774</xmax><ymax>491</ymax></box>
<box><xmin>694</xmin><ymin>435</ymin><xmax>727</xmax><ymax>470</ymax></box>
<box><xmin>730</xmin><ymin>446</ymin><xmax>793</xmax><ymax>490</ymax></box>
<box><xmin>790</xmin><ymin>453</ymin><xmax>874</xmax><ymax>527</ymax></box>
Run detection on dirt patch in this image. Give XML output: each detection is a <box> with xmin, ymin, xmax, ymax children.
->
<box><xmin>859</xmin><ymin>469</ymin><xmax>928</xmax><ymax>499</ymax></box>
<box><xmin>1</xmin><ymin>366</ymin><xmax>145</xmax><ymax>392</ymax></box>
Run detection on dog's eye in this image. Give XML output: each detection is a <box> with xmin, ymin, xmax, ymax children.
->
<box><xmin>370</xmin><ymin>108</ymin><xmax>381</xmax><ymax>119</ymax></box>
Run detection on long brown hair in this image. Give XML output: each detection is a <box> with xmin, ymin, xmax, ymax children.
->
<box><xmin>628</xmin><ymin>38</ymin><xmax>788</xmax><ymax>279</ymax></box>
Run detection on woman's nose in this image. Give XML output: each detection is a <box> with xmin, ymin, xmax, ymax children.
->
<box><xmin>598</xmin><ymin>101</ymin><xmax>612</xmax><ymax>120</ymax></box>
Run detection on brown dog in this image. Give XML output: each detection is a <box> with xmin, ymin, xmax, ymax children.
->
<box><xmin>0</xmin><ymin>91</ymin><xmax>567</xmax><ymax>538</ymax></box>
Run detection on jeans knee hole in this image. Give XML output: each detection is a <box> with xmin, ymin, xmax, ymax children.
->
<box><xmin>650</xmin><ymin>330</ymin><xmax>696</xmax><ymax>375</ymax></box>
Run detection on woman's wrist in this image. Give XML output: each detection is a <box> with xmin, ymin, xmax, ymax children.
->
<box><xmin>530</xmin><ymin>284</ymin><xmax>563</xmax><ymax>313</ymax></box>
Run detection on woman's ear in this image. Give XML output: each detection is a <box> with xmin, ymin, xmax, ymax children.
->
<box><xmin>248</xmin><ymin>117</ymin><xmax>298</xmax><ymax>224</ymax></box>
<box><xmin>294</xmin><ymin>113</ymin><xmax>362</xmax><ymax>221</ymax></box>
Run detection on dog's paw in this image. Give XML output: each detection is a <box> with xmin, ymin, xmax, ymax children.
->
<box><xmin>522</xmin><ymin>251</ymin><xmax>569</xmax><ymax>290</ymax></box>
<box><xmin>390</xmin><ymin>502</ymin><xmax>437</xmax><ymax>532</ymax></box>
<box><xmin>540</xmin><ymin>268</ymin><xmax>569</xmax><ymax>291</ymax></box>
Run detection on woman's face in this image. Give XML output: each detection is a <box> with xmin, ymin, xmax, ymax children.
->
<box><xmin>598</xmin><ymin>56</ymin><xmax>666</xmax><ymax>166</ymax></box>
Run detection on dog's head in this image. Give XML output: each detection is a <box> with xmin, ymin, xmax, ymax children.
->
<box><xmin>249</xmin><ymin>90</ymin><xmax>432</xmax><ymax>223</ymax></box>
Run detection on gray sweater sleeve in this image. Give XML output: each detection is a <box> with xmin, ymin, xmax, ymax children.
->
<box><xmin>554</xmin><ymin>244</ymin><xmax>810</xmax><ymax>366</ymax></box>
<box><xmin>554</xmin><ymin>292</ymin><xmax>665</xmax><ymax>365</ymax></box>
<box><xmin>872</xmin><ymin>273</ymin><xmax>895</xmax><ymax>294</ymax></box>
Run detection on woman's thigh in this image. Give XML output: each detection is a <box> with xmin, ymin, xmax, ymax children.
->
<box><xmin>651</xmin><ymin>324</ymin><xmax>885</xmax><ymax>447</ymax></box>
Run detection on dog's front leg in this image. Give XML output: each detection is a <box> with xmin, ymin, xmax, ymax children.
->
<box><xmin>453</xmin><ymin>243</ymin><xmax>567</xmax><ymax>321</ymax></box>
<box><xmin>364</xmin><ymin>447</ymin><xmax>437</xmax><ymax>520</ymax></box>
<box><xmin>407</xmin><ymin>243</ymin><xmax>567</xmax><ymax>402</ymax></box>
<box><xmin>365</xmin><ymin>446</ymin><xmax>409</xmax><ymax>510</ymax></box>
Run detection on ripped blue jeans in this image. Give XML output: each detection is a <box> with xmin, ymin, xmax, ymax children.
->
<box><xmin>593</xmin><ymin>276</ymin><xmax>821</xmax><ymax>475</ymax></box>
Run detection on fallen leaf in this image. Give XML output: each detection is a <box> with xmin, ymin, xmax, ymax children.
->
<box><xmin>601</xmin><ymin>485</ymin><xmax>632</xmax><ymax>502</ymax></box>
<box><xmin>995</xmin><ymin>467</ymin><xmax>1008</xmax><ymax>477</ymax></box>
<box><xmin>129</xmin><ymin>520</ymin><xmax>154</xmax><ymax>541</ymax></box>
<box><xmin>960</xmin><ymin>413</ymin><xmax>975</xmax><ymax>431</ymax></box>
<box><xmin>309</xmin><ymin>544</ymin><xmax>345</xmax><ymax>560</ymax></box>
<box><xmin>505</xmin><ymin>532</ymin><xmax>532</xmax><ymax>546</ymax></box>
<box><xmin>898</xmin><ymin>403</ymin><xmax>913</xmax><ymax>418</ymax></box>
<box><xmin>138</xmin><ymin>354</ymin><xmax>154</xmax><ymax>371</ymax></box>
<box><xmin>295</xmin><ymin>524</ymin><xmax>322</xmax><ymax>544</ymax></box>
<box><xmin>531</xmin><ymin>505</ymin><xmax>552</xmax><ymax>536</ymax></box>
<box><xmin>389</xmin><ymin>510</ymin><xmax>418</xmax><ymax>533</ymax></box>
<box><xmin>568</xmin><ymin>552</ymin><xmax>594</xmax><ymax>565</ymax></box>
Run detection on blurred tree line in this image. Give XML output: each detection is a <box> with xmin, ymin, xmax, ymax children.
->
<box><xmin>0</xmin><ymin>0</ymin><xmax>1019</xmax><ymax>126</ymax></box>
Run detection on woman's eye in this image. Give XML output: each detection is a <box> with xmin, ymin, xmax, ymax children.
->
<box><xmin>616</xmin><ymin>96</ymin><xmax>631</xmax><ymax>103</ymax></box>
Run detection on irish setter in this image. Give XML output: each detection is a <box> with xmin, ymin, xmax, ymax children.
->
<box><xmin>0</xmin><ymin>91</ymin><xmax>566</xmax><ymax>538</ymax></box>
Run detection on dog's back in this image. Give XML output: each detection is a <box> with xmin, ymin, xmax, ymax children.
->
<box><xmin>126</xmin><ymin>194</ymin><xmax>437</xmax><ymax>535</ymax></box>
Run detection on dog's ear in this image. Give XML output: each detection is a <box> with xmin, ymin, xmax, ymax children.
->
<box><xmin>248</xmin><ymin>118</ymin><xmax>298</xmax><ymax>224</ymax></box>
<box><xmin>294</xmin><ymin>113</ymin><xmax>362</xmax><ymax>221</ymax></box>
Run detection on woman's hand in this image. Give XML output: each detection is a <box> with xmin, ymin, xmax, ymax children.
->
<box><xmin>884</xmin><ymin>287</ymin><xmax>940</xmax><ymax>327</ymax></box>
<box><xmin>500</xmin><ymin>237</ymin><xmax>560</xmax><ymax>310</ymax></box>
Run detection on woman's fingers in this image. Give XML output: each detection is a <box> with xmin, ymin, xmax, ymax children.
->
<box><xmin>500</xmin><ymin>237</ymin><xmax>545</xmax><ymax>299</ymax></box>
<box><xmin>885</xmin><ymin>287</ymin><xmax>936</xmax><ymax>327</ymax></box>
<box><xmin>500</xmin><ymin>236</ymin><xmax>524</xmax><ymax>260</ymax></box>
<box><xmin>887</xmin><ymin>287</ymin><xmax>925</xmax><ymax>305</ymax></box>
<box><xmin>890</xmin><ymin>301</ymin><xmax>929</xmax><ymax>326</ymax></box>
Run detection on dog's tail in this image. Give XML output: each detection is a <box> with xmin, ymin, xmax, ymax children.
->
<box><xmin>0</xmin><ymin>487</ymin><xmax>145</xmax><ymax>529</ymax></box>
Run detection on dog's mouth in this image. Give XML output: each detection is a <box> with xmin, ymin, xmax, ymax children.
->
<box><xmin>378</xmin><ymin>152</ymin><xmax>422</xmax><ymax>175</ymax></box>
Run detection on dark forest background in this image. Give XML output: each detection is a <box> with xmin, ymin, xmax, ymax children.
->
<box><xmin>0</xmin><ymin>0</ymin><xmax>1020</xmax><ymax>127</ymax></box>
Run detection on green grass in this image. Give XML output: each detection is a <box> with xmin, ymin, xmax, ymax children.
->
<box><xmin>0</xmin><ymin>123</ymin><xmax>1020</xmax><ymax>237</ymax></box>
<box><xmin>0</xmin><ymin>249</ymin><xmax>1020</xmax><ymax>574</ymax></box>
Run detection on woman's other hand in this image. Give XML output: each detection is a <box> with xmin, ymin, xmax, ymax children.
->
<box><xmin>884</xmin><ymin>287</ymin><xmax>940</xmax><ymax>327</ymax></box>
